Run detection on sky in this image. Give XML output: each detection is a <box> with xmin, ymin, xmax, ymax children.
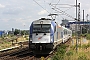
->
<box><xmin>0</xmin><ymin>0</ymin><xmax>90</xmax><ymax>31</ymax></box>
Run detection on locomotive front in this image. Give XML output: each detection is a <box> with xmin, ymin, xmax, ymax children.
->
<box><xmin>29</xmin><ymin>18</ymin><xmax>55</xmax><ymax>54</ymax></box>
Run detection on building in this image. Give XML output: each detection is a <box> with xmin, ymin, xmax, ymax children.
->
<box><xmin>0</xmin><ymin>31</ymin><xmax>5</xmax><ymax>37</ymax></box>
<box><xmin>66</xmin><ymin>21</ymin><xmax>90</xmax><ymax>34</ymax></box>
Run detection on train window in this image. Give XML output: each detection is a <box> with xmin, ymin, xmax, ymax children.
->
<box><xmin>64</xmin><ymin>29</ymin><xmax>67</xmax><ymax>35</ymax></box>
<box><xmin>33</xmin><ymin>24</ymin><xmax>51</xmax><ymax>33</ymax></box>
<box><xmin>61</xmin><ymin>32</ymin><xmax>63</xmax><ymax>38</ymax></box>
<box><xmin>66</xmin><ymin>30</ymin><xmax>67</xmax><ymax>35</ymax></box>
<box><xmin>65</xmin><ymin>30</ymin><xmax>66</xmax><ymax>35</ymax></box>
<box><xmin>64</xmin><ymin>30</ymin><xmax>66</xmax><ymax>35</ymax></box>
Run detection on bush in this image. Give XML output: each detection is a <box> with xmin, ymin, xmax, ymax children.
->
<box><xmin>81</xmin><ymin>43</ymin><xmax>90</xmax><ymax>49</ymax></box>
<box><xmin>81</xmin><ymin>44</ymin><xmax>87</xmax><ymax>49</ymax></box>
<box><xmin>86</xmin><ymin>34</ymin><xmax>90</xmax><ymax>40</ymax></box>
<box><xmin>81</xmin><ymin>34</ymin><xmax>90</xmax><ymax>40</ymax></box>
<box><xmin>52</xmin><ymin>54</ymin><xmax>60</xmax><ymax>60</ymax></box>
<box><xmin>78</xmin><ymin>54</ymin><xmax>88</xmax><ymax>60</ymax></box>
<box><xmin>57</xmin><ymin>44</ymin><xmax>67</xmax><ymax>55</ymax></box>
<box><xmin>66</xmin><ymin>51</ymin><xmax>73</xmax><ymax>56</ymax></box>
<box><xmin>78</xmin><ymin>44</ymin><xmax>82</xmax><ymax>48</ymax></box>
<box><xmin>57</xmin><ymin>48</ymin><xmax>66</xmax><ymax>55</ymax></box>
<box><xmin>59</xmin><ymin>44</ymin><xmax>68</xmax><ymax>49</ymax></box>
<box><xmin>52</xmin><ymin>44</ymin><xmax>67</xmax><ymax>60</ymax></box>
<box><xmin>26</xmin><ymin>37</ymin><xmax>29</xmax><ymax>40</ymax></box>
<box><xmin>52</xmin><ymin>53</ymin><xmax>64</xmax><ymax>60</ymax></box>
<box><xmin>70</xmin><ymin>45</ymin><xmax>76</xmax><ymax>50</ymax></box>
<box><xmin>72</xmin><ymin>33</ymin><xmax>75</xmax><ymax>36</ymax></box>
<box><xmin>87</xmin><ymin>43</ymin><xmax>90</xmax><ymax>48</ymax></box>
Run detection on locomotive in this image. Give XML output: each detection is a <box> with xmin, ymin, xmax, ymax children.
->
<box><xmin>29</xmin><ymin>18</ymin><xmax>72</xmax><ymax>54</ymax></box>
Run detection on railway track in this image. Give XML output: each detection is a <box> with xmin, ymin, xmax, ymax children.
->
<box><xmin>0</xmin><ymin>40</ymin><xmax>29</xmax><ymax>57</ymax></box>
<box><xmin>0</xmin><ymin>38</ymin><xmax>72</xmax><ymax>60</ymax></box>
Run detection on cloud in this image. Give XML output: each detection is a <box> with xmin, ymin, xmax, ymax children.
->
<box><xmin>88</xmin><ymin>8</ymin><xmax>90</xmax><ymax>13</ymax></box>
<box><xmin>0</xmin><ymin>4</ymin><xmax>5</xmax><ymax>8</ymax></box>
<box><xmin>2</xmin><ymin>7</ymin><xmax>23</xmax><ymax>15</ymax></box>
<box><xmin>38</xmin><ymin>10</ymin><xmax>48</xmax><ymax>15</ymax></box>
<box><xmin>22</xmin><ymin>23</ymin><xmax>26</xmax><ymax>26</ymax></box>
<box><xmin>15</xmin><ymin>18</ymin><xmax>29</xmax><ymax>26</ymax></box>
<box><xmin>1</xmin><ymin>19</ymin><xmax>10</xmax><ymax>22</ymax></box>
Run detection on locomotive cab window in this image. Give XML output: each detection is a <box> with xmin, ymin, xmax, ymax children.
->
<box><xmin>33</xmin><ymin>24</ymin><xmax>51</xmax><ymax>33</ymax></box>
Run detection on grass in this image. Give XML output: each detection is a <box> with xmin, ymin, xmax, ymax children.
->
<box><xmin>0</xmin><ymin>38</ymin><xmax>12</xmax><ymax>50</ymax></box>
<box><xmin>81</xmin><ymin>33</ymin><xmax>90</xmax><ymax>40</ymax></box>
<box><xmin>52</xmin><ymin>44</ymin><xmax>90</xmax><ymax>60</ymax></box>
<box><xmin>52</xmin><ymin>35</ymin><xmax>90</xmax><ymax>60</ymax></box>
<box><xmin>0</xmin><ymin>35</ymin><xmax>29</xmax><ymax>50</ymax></box>
<box><xmin>86</xmin><ymin>34</ymin><xmax>90</xmax><ymax>40</ymax></box>
<box><xmin>52</xmin><ymin>44</ymin><xmax>68</xmax><ymax>60</ymax></box>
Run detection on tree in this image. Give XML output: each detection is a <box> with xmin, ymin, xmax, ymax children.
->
<box><xmin>14</xmin><ymin>29</ymin><xmax>20</xmax><ymax>35</ymax></box>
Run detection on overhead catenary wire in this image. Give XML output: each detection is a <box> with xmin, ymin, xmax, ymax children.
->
<box><xmin>49</xmin><ymin>4</ymin><xmax>75</xmax><ymax>20</ymax></box>
<box><xmin>52</xmin><ymin>8</ymin><xmax>72</xmax><ymax>19</ymax></box>
<box><xmin>57</xmin><ymin>6</ymin><xmax>74</xmax><ymax>13</ymax></box>
<box><xmin>33</xmin><ymin>0</ymin><xmax>75</xmax><ymax>20</ymax></box>
<box><xmin>54</xmin><ymin>0</ymin><xmax>61</xmax><ymax>8</ymax></box>
<box><xmin>63</xmin><ymin>6</ymin><xmax>74</xmax><ymax>12</ymax></box>
<box><xmin>51</xmin><ymin>4</ymin><xmax>76</xmax><ymax>7</ymax></box>
<box><xmin>52</xmin><ymin>3</ymin><xmax>75</xmax><ymax>12</ymax></box>
<box><xmin>33</xmin><ymin>0</ymin><xmax>50</xmax><ymax>14</ymax></box>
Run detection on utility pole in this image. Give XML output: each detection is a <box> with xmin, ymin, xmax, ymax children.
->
<box><xmin>83</xmin><ymin>10</ymin><xmax>84</xmax><ymax>22</ymax></box>
<box><xmin>78</xmin><ymin>3</ymin><xmax>80</xmax><ymax>32</ymax></box>
<box><xmin>78</xmin><ymin>3</ymin><xmax>81</xmax><ymax>46</ymax></box>
<box><xmin>75</xmin><ymin>0</ymin><xmax>78</xmax><ymax>53</ymax></box>
<box><xmin>82</xmin><ymin>10</ymin><xmax>85</xmax><ymax>34</ymax></box>
<box><xmin>78</xmin><ymin>3</ymin><xmax>80</xmax><ymax>22</ymax></box>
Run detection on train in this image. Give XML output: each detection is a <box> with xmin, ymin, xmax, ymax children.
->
<box><xmin>29</xmin><ymin>18</ymin><xmax>72</xmax><ymax>54</ymax></box>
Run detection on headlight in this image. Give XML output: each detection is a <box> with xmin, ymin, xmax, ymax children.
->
<box><xmin>50</xmin><ymin>39</ymin><xmax>53</xmax><ymax>43</ymax></box>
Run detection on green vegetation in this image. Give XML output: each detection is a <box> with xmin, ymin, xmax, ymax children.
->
<box><xmin>78</xmin><ymin>54</ymin><xmax>88</xmax><ymax>60</ymax></box>
<box><xmin>86</xmin><ymin>34</ymin><xmax>90</xmax><ymax>40</ymax></box>
<box><xmin>14</xmin><ymin>29</ymin><xmax>29</xmax><ymax>35</ymax></box>
<box><xmin>0</xmin><ymin>38</ymin><xmax>11</xmax><ymax>50</ymax></box>
<box><xmin>72</xmin><ymin>33</ymin><xmax>75</xmax><ymax>36</ymax></box>
<box><xmin>0</xmin><ymin>29</ymin><xmax>29</xmax><ymax>50</ymax></box>
<box><xmin>0</xmin><ymin>35</ymin><xmax>29</xmax><ymax>50</ymax></box>
<box><xmin>81</xmin><ymin>33</ymin><xmax>90</xmax><ymax>40</ymax></box>
<box><xmin>81</xmin><ymin>43</ymin><xmax>90</xmax><ymax>49</ymax></box>
<box><xmin>52</xmin><ymin>44</ymin><xmax>68</xmax><ymax>60</ymax></box>
<box><xmin>52</xmin><ymin>38</ymin><xmax>90</xmax><ymax>60</ymax></box>
<box><xmin>73</xmin><ymin>33</ymin><xmax>90</xmax><ymax>40</ymax></box>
